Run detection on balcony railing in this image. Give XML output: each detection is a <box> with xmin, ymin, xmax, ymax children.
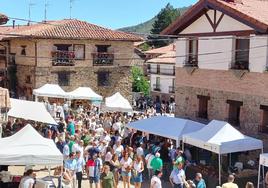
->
<box><xmin>153</xmin><ymin>84</ymin><xmax>161</xmax><ymax>92</ymax></box>
<box><xmin>51</xmin><ymin>51</ymin><xmax>75</xmax><ymax>66</ymax></box>
<box><xmin>169</xmin><ymin>86</ymin><xmax>175</xmax><ymax>93</ymax></box>
<box><xmin>92</xmin><ymin>52</ymin><xmax>114</xmax><ymax>66</ymax></box>
<box><xmin>148</xmin><ymin>68</ymin><xmax>175</xmax><ymax>76</ymax></box>
<box><xmin>184</xmin><ymin>56</ymin><xmax>198</xmax><ymax>67</ymax></box>
<box><xmin>231</xmin><ymin>61</ymin><xmax>249</xmax><ymax>70</ymax></box>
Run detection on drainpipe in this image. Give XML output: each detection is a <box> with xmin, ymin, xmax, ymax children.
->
<box><xmin>34</xmin><ymin>41</ymin><xmax>37</xmax><ymax>90</ymax></box>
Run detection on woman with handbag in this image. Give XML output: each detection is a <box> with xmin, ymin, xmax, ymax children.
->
<box><xmin>132</xmin><ymin>155</ymin><xmax>144</xmax><ymax>188</ymax></box>
<box><xmin>120</xmin><ymin>152</ymin><xmax>133</xmax><ymax>188</ymax></box>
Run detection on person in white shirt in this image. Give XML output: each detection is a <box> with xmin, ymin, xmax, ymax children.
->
<box><xmin>136</xmin><ymin>143</ymin><xmax>144</xmax><ymax>157</ymax></box>
<box><xmin>150</xmin><ymin>170</ymin><xmax>163</xmax><ymax>188</ymax></box>
<box><xmin>19</xmin><ymin>169</ymin><xmax>35</xmax><ymax>188</ymax></box>
<box><xmin>169</xmin><ymin>163</ymin><xmax>186</xmax><ymax>188</ymax></box>
<box><xmin>145</xmin><ymin>151</ymin><xmax>155</xmax><ymax>179</ymax></box>
<box><xmin>113</xmin><ymin>140</ymin><xmax>124</xmax><ymax>158</ymax></box>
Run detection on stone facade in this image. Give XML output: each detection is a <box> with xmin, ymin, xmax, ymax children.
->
<box><xmin>8</xmin><ymin>38</ymin><xmax>135</xmax><ymax>101</ymax></box>
<box><xmin>175</xmin><ymin>67</ymin><xmax>268</xmax><ymax>149</ymax></box>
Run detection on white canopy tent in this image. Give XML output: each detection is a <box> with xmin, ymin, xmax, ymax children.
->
<box><xmin>183</xmin><ymin>120</ymin><xmax>263</xmax><ymax>185</ymax></box>
<box><xmin>67</xmin><ymin>87</ymin><xmax>103</xmax><ymax>101</ymax></box>
<box><xmin>8</xmin><ymin>98</ymin><xmax>57</xmax><ymax>125</ymax></box>
<box><xmin>33</xmin><ymin>84</ymin><xmax>67</xmax><ymax>99</ymax></box>
<box><xmin>127</xmin><ymin>116</ymin><xmax>205</xmax><ymax>146</ymax></box>
<box><xmin>104</xmin><ymin>92</ymin><xmax>133</xmax><ymax>112</ymax></box>
<box><xmin>257</xmin><ymin>154</ymin><xmax>268</xmax><ymax>188</ymax></box>
<box><xmin>0</xmin><ymin>124</ymin><xmax>63</xmax><ymax>165</ymax></box>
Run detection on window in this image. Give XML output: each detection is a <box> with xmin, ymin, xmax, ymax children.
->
<box><xmin>74</xmin><ymin>44</ymin><xmax>85</xmax><ymax>60</ymax></box>
<box><xmin>187</xmin><ymin>39</ymin><xmax>198</xmax><ymax>67</ymax></box>
<box><xmin>96</xmin><ymin>45</ymin><xmax>110</xmax><ymax>53</ymax></box>
<box><xmin>21</xmin><ymin>45</ymin><xmax>26</xmax><ymax>56</ymax></box>
<box><xmin>54</xmin><ymin>44</ymin><xmax>72</xmax><ymax>51</ymax></box>
<box><xmin>234</xmin><ymin>38</ymin><xmax>249</xmax><ymax>70</ymax></box>
<box><xmin>25</xmin><ymin>75</ymin><xmax>31</xmax><ymax>84</ymax></box>
<box><xmin>58</xmin><ymin>72</ymin><xmax>70</xmax><ymax>86</ymax></box>
<box><xmin>260</xmin><ymin>105</ymin><xmax>268</xmax><ymax>133</ymax></box>
<box><xmin>227</xmin><ymin>100</ymin><xmax>243</xmax><ymax>127</ymax></box>
<box><xmin>197</xmin><ymin>95</ymin><xmax>210</xmax><ymax>119</ymax></box>
<box><xmin>97</xmin><ymin>71</ymin><xmax>110</xmax><ymax>86</ymax></box>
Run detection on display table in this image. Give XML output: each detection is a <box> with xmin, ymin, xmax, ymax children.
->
<box><xmin>186</xmin><ymin>165</ymin><xmax>258</xmax><ymax>188</ymax></box>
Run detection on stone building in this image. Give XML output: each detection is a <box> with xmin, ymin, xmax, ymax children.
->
<box><xmin>162</xmin><ymin>0</ymin><xmax>268</xmax><ymax>138</ymax></box>
<box><xmin>0</xmin><ymin>19</ymin><xmax>141</xmax><ymax>100</ymax></box>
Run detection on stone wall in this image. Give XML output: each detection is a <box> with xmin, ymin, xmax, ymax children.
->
<box><xmin>175</xmin><ymin>67</ymin><xmax>268</xmax><ymax>149</ymax></box>
<box><xmin>33</xmin><ymin>66</ymin><xmax>132</xmax><ymax>101</ymax></box>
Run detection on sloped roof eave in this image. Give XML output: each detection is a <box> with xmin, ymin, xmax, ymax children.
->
<box><xmin>161</xmin><ymin>0</ymin><xmax>268</xmax><ymax>35</ymax></box>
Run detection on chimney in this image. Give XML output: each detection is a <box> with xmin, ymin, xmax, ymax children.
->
<box><xmin>12</xmin><ymin>20</ymin><xmax>15</xmax><ymax>29</ymax></box>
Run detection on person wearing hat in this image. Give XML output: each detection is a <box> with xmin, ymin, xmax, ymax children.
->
<box><xmin>150</xmin><ymin>152</ymin><xmax>163</xmax><ymax>173</ymax></box>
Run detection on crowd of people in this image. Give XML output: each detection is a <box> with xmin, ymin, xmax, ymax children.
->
<box><xmin>2</xmin><ymin>102</ymin><xmax>257</xmax><ymax>188</ymax></box>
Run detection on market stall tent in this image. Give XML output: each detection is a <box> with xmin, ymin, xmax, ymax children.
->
<box><xmin>258</xmin><ymin>154</ymin><xmax>268</xmax><ymax>188</ymax></box>
<box><xmin>0</xmin><ymin>124</ymin><xmax>63</xmax><ymax>165</ymax></box>
<box><xmin>183</xmin><ymin>120</ymin><xmax>263</xmax><ymax>185</ymax></box>
<box><xmin>127</xmin><ymin>116</ymin><xmax>205</xmax><ymax>146</ymax></box>
<box><xmin>67</xmin><ymin>87</ymin><xmax>102</xmax><ymax>101</ymax></box>
<box><xmin>33</xmin><ymin>84</ymin><xmax>67</xmax><ymax>99</ymax></box>
<box><xmin>104</xmin><ymin>92</ymin><xmax>133</xmax><ymax>112</ymax></box>
<box><xmin>8</xmin><ymin>98</ymin><xmax>57</xmax><ymax>125</ymax></box>
<box><xmin>183</xmin><ymin>120</ymin><xmax>263</xmax><ymax>154</ymax></box>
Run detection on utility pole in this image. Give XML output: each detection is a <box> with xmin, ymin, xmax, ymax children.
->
<box><xmin>28</xmin><ymin>0</ymin><xmax>35</xmax><ymax>25</ymax></box>
<box><xmin>44</xmin><ymin>0</ymin><xmax>49</xmax><ymax>22</ymax></box>
<box><xmin>69</xmin><ymin>0</ymin><xmax>76</xmax><ymax>19</ymax></box>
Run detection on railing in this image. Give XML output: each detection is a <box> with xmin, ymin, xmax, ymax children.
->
<box><xmin>184</xmin><ymin>56</ymin><xmax>198</xmax><ymax>67</ymax></box>
<box><xmin>51</xmin><ymin>51</ymin><xmax>75</xmax><ymax>66</ymax></box>
<box><xmin>148</xmin><ymin>68</ymin><xmax>175</xmax><ymax>76</ymax></box>
<box><xmin>153</xmin><ymin>84</ymin><xmax>161</xmax><ymax>91</ymax></box>
<box><xmin>92</xmin><ymin>52</ymin><xmax>114</xmax><ymax>66</ymax></box>
<box><xmin>231</xmin><ymin>61</ymin><xmax>249</xmax><ymax>70</ymax></box>
<box><xmin>169</xmin><ymin>86</ymin><xmax>175</xmax><ymax>93</ymax></box>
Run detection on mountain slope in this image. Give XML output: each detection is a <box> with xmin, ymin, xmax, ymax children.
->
<box><xmin>119</xmin><ymin>6</ymin><xmax>190</xmax><ymax>34</ymax></box>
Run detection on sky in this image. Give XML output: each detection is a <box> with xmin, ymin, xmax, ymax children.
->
<box><xmin>1</xmin><ymin>0</ymin><xmax>197</xmax><ymax>29</ymax></box>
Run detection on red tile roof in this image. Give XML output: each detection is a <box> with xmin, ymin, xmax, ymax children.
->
<box><xmin>162</xmin><ymin>0</ymin><xmax>268</xmax><ymax>35</ymax></box>
<box><xmin>145</xmin><ymin>44</ymin><xmax>175</xmax><ymax>54</ymax></box>
<box><xmin>0</xmin><ymin>19</ymin><xmax>142</xmax><ymax>41</ymax></box>
<box><xmin>147</xmin><ymin>51</ymin><xmax>176</xmax><ymax>64</ymax></box>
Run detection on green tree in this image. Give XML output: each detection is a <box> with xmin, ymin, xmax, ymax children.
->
<box><xmin>151</xmin><ymin>3</ymin><xmax>180</xmax><ymax>34</ymax></box>
<box><xmin>131</xmin><ymin>66</ymin><xmax>150</xmax><ymax>96</ymax></box>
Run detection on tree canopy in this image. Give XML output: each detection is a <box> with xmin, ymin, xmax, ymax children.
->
<box><xmin>131</xmin><ymin>66</ymin><xmax>150</xmax><ymax>96</ymax></box>
<box><xmin>151</xmin><ymin>3</ymin><xmax>181</xmax><ymax>34</ymax></box>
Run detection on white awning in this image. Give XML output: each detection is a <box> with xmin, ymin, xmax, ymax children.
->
<box><xmin>104</xmin><ymin>92</ymin><xmax>133</xmax><ymax>112</ymax></box>
<box><xmin>33</xmin><ymin>84</ymin><xmax>67</xmax><ymax>98</ymax></box>
<box><xmin>8</xmin><ymin>98</ymin><xmax>57</xmax><ymax>125</ymax></box>
<box><xmin>67</xmin><ymin>87</ymin><xmax>102</xmax><ymax>101</ymax></box>
<box><xmin>127</xmin><ymin>116</ymin><xmax>205</xmax><ymax>140</ymax></box>
<box><xmin>0</xmin><ymin>124</ymin><xmax>63</xmax><ymax>165</ymax></box>
<box><xmin>183</xmin><ymin>120</ymin><xmax>263</xmax><ymax>154</ymax></box>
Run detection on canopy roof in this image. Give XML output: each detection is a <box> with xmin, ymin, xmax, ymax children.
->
<box><xmin>0</xmin><ymin>124</ymin><xmax>63</xmax><ymax>165</ymax></box>
<box><xmin>104</xmin><ymin>92</ymin><xmax>133</xmax><ymax>112</ymax></box>
<box><xmin>183</xmin><ymin>120</ymin><xmax>263</xmax><ymax>154</ymax></box>
<box><xmin>67</xmin><ymin>87</ymin><xmax>102</xmax><ymax>101</ymax></box>
<box><xmin>33</xmin><ymin>84</ymin><xmax>67</xmax><ymax>98</ymax></box>
<box><xmin>8</xmin><ymin>98</ymin><xmax>57</xmax><ymax>125</ymax></box>
<box><xmin>127</xmin><ymin>116</ymin><xmax>205</xmax><ymax>140</ymax></box>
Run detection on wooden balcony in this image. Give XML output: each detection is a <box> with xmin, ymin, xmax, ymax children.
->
<box><xmin>92</xmin><ymin>52</ymin><xmax>114</xmax><ymax>66</ymax></box>
<box><xmin>51</xmin><ymin>51</ymin><xmax>75</xmax><ymax>66</ymax></box>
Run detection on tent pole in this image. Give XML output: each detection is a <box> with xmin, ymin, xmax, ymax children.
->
<box><xmin>48</xmin><ymin>166</ymin><xmax>51</xmax><ymax>179</ymax></box>
<box><xmin>176</xmin><ymin>139</ymin><xmax>179</xmax><ymax>148</ymax></box>
<box><xmin>182</xmin><ymin>141</ymin><xmax>184</xmax><ymax>151</ymax></box>
<box><xmin>258</xmin><ymin>161</ymin><xmax>261</xmax><ymax>188</ymax></box>
<box><xmin>219</xmin><ymin>154</ymin><xmax>221</xmax><ymax>186</ymax></box>
<box><xmin>262</xmin><ymin>148</ymin><xmax>265</xmax><ymax>188</ymax></box>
